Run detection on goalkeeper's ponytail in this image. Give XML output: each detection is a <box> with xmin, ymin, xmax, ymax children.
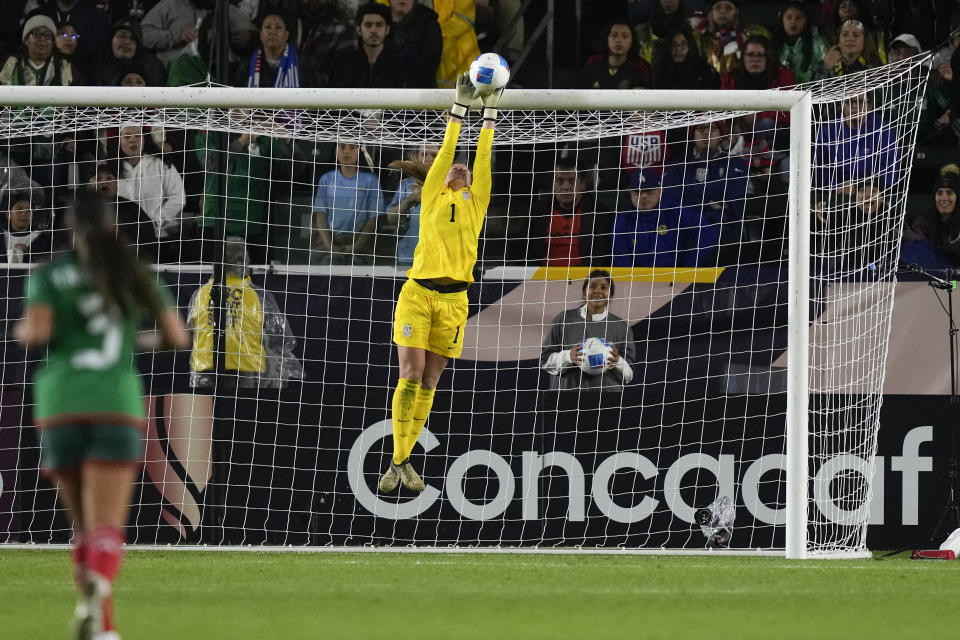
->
<box><xmin>389</xmin><ymin>158</ymin><xmax>430</xmax><ymax>184</ymax></box>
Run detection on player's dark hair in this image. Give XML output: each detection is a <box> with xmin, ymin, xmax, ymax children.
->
<box><xmin>583</xmin><ymin>269</ymin><xmax>615</xmax><ymax>298</ymax></box>
<box><xmin>555</xmin><ymin>157</ymin><xmax>581</xmax><ymax>173</ymax></box>
<box><xmin>69</xmin><ymin>191</ymin><xmax>166</xmax><ymax>322</ymax></box>
<box><xmin>356</xmin><ymin>2</ymin><xmax>391</xmax><ymax>25</ymax></box>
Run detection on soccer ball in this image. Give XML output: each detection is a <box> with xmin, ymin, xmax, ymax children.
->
<box><xmin>578</xmin><ymin>337</ymin><xmax>613</xmax><ymax>376</ymax></box>
<box><xmin>469</xmin><ymin>53</ymin><xmax>511</xmax><ymax>96</ymax></box>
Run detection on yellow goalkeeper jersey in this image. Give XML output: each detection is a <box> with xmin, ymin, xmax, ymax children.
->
<box><xmin>407</xmin><ymin>120</ymin><xmax>493</xmax><ymax>283</ymax></box>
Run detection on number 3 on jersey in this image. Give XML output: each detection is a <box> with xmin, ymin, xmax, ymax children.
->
<box><xmin>72</xmin><ymin>292</ymin><xmax>122</xmax><ymax>370</ymax></box>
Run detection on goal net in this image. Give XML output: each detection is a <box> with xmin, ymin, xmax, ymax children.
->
<box><xmin>0</xmin><ymin>56</ymin><xmax>928</xmax><ymax>558</ymax></box>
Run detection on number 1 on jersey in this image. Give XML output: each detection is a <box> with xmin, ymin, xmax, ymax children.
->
<box><xmin>449</xmin><ymin>203</ymin><xmax>456</xmax><ymax>223</ymax></box>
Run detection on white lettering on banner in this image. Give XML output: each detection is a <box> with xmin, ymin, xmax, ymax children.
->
<box><xmin>346</xmin><ymin>423</ymin><xmax>933</xmax><ymax>526</ymax></box>
<box><xmin>446</xmin><ymin>451</ymin><xmax>515</xmax><ymax>520</ymax></box>
<box><xmin>592</xmin><ymin>452</ymin><xmax>659</xmax><ymax>523</ymax></box>
<box><xmin>522</xmin><ymin>451</ymin><xmax>586</xmax><ymax>521</ymax></box>
<box><xmin>891</xmin><ymin>426</ymin><xmax>933</xmax><ymax>526</ymax></box>
<box><xmin>663</xmin><ymin>453</ymin><xmax>735</xmax><ymax>523</ymax></box>
<box><xmin>742</xmin><ymin>454</ymin><xmax>787</xmax><ymax>526</ymax></box>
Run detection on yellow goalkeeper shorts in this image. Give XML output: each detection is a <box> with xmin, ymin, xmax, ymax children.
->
<box><xmin>393</xmin><ymin>279</ymin><xmax>469</xmax><ymax>358</ymax></box>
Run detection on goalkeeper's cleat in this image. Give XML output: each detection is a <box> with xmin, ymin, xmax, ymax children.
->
<box><xmin>378</xmin><ymin>463</ymin><xmax>400</xmax><ymax>493</ymax></box>
<box><xmin>395</xmin><ymin>459</ymin><xmax>425</xmax><ymax>493</ymax></box>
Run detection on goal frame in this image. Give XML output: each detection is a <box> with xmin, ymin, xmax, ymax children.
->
<box><xmin>0</xmin><ymin>85</ymin><xmax>821</xmax><ymax>558</ymax></box>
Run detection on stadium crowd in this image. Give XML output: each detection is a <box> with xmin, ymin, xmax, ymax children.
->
<box><xmin>1</xmin><ymin>0</ymin><xmax>959</xmax><ymax>271</ymax></box>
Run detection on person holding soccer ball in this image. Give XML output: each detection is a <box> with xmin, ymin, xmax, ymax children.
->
<box><xmin>378</xmin><ymin>72</ymin><xmax>501</xmax><ymax>494</ymax></box>
<box><xmin>540</xmin><ymin>270</ymin><xmax>635</xmax><ymax>391</ymax></box>
<box><xmin>14</xmin><ymin>192</ymin><xmax>189</xmax><ymax>640</ymax></box>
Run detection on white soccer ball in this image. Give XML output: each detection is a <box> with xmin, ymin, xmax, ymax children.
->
<box><xmin>469</xmin><ymin>52</ymin><xmax>511</xmax><ymax>96</ymax></box>
<box><xmin>578</xmin><ymin>337</ymin><xmax>613</xmax><ymax>376</ymax></box>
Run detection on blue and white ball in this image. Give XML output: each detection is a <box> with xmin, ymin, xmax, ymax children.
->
<box><xmin>578</xmin><ymin>337</ymin><xmax>613</xmax><ymax>376</ymax></box>
<box><xmin>469</xmin><ymin>52</ymin><xmax>511</xmax><ymax>96</ymax></box>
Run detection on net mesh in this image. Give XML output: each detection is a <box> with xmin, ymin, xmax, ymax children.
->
<box><xmin>0</xmin><ymin>56</ymin><xmax>929</xmax><ymax>554</ymax></box>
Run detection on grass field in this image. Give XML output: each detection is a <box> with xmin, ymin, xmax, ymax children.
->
<box><xmin>2</xmin><ymin>549</ymin><xmax>959</xmax><ymax>639</ymax></box>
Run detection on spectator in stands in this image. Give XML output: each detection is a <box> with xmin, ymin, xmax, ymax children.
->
<box><xmin>0</xmin><ymin>192</ymin><xmax>53</xmax><ymax>264</ymax></box>
<box><xmin>692</xmin><ymin>0</ymin><xmax>769</xmax><ymax>75</ymax></box>
<box><xmin>384</xmin><ymin>143</ymin><xmax>440</xmax><ymax>266</ymax></box>
<box><xmin>540</xmin><ymin>269</ymin><xmax>635</xmax><ymax>392</ymax></box>
<box><xmin>821</xmin><ymin>0</ymin><xmax>887</xmax><ymax>63</ymax></box>
<box><xmin>383</xmin><ymin>0</ymin><xmax>442</xmax><ymax>88</ymax></box>
<box><xmin>663</xmin><ymin>120</ymin><xmax>749</xmax><ymax>222</ymax></box>
<box><xmin>515</xmin><ymin>157</ymin><xmax>615</xmax><ymax>266</ymax></box>
<box><xmin>111</xmin><ymin>124</ymin><xmax>186</xmax><ymax>251</ymax></box>
<box><xmin>817</xmin><ymin>17</ymin><xmax>883</xmax><ymax>78</ymax></box>
<box><xmin>612</xmin><ymin>168</ymin><xmax>719</xmax><ymax>268</ymax></box>
<box><xmin>771</xmin><ymin>0</ymin><xmax>828</xmax><ymax>83</ymax></box>
<box><xmin>434</xmin><ymin>0</ymin><xmax>480</xmax><ymax>89</ymax></box>
<box><xmin>54</xmin><ymin>20</ymin><xmax>81</xmax><ymax>72</ymax></box>
<box><xmin>142</xmin><ymin>0</ymin><xmax>256</xmax><ymax>68</ymax></box>
<box><xmin>722</xmin><ymin>34</ymin><xmax>795</xmax><ymax>167</ymax></box>
<box><xmin>903</xmin><ymin>167</ymin><xmax>960</xmax><ymax>267</ymax></box>
<box><xmin>922</xmin><ymin>27</ymin><xmax>956</xmax><ymax>145</ymax></box>
<box><xmin>86</xmin><ymin>158</ymin><xmax>159</xmax><ymax>256</ymax></box>
<box><xmin>653</xmin><ymin>27</ymin><xmax>719</xmax><ymax>89</ymax></box>
<box><xmin>329</xmin><ymin>2</ymin><xmax>405</xmax><ymax>87</ymax></box>
<box><xmin>31</xmin><ymin>0</ymin><xmax>110</xmax><ymax>76</ymax></box>
<box><xmin>194</xmin><ymin>119</ymin><xmax>291</xmax><ymax>265</ymax></box>
<box><xmin>96</xmin><ymin>17</ymin><xmax>166</xmax><ymax>85</ymax></box>
<box><xmin>114</xmin><ymin>62</ymin><xmax>149</xmax><ymax>85</ymax></box>
<box><xmin>887</xmin><ymin>32</ymin><xmax>921</xmax><ymax>64</ymax></box>
<box><xmin>0</xmin><ymin>13</ymin><xmax>81</xmax><ymax>85</ymax></box>
<box><xmin>813</xmin><ymin>93</ymin><xmax>899</xmax><ymax>203</ymax></box>
<box><xmin>233</xmin><ymin>9</ymin><xmax>301</xmax><ymax>87</ymax></box>
<box><xmin>165</xmin><ymin>11</ymin><xmax>213</xmax><ymax>85</ymax></box>
<box><xmin>631</xmin><ymin>0</ymin><xmax>690</xmax><ymax>64</ymax></box>
<box><xmin>296</xmin><ymin>0</ymin><xmax>356</xmax><ymax>87</ymax></box>
<box><xmin>814</xmin><ymin>177</ymin><xmax>891</xmax><ymax>275</ymax></box>
<box><xmin>579</xmin><ymin>19</ymin><xmax>653</xmax><ymax>89</ymax></box>
<box><xmin>311</xmin><ymin>140</ymin><xmax>384</xmax><ymax>264</ymax></box>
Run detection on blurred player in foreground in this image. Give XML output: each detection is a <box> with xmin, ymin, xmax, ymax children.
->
<box><xmin>14</xmin><ymin>192</ymin><xmax>189</xmax><ymax>640</ymax></box>
<box><xmin>379</xmin><ymin>72</ymin><xmax>502</xmax><ymax>493</ymax></box>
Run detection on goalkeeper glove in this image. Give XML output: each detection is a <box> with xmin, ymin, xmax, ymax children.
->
<box><xmin>452</xmin><ymin>72</ymin><xmax>476</xmax><ymax>119</ymax></box>
<box><xmin>482</xmin><ymin>88</ymin><xmax>503</xmax><ymax>122</ymax></box>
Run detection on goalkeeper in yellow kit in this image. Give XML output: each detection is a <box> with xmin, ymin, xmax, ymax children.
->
<box><xmin>379</xmin><ymin>73</ymin><xmax>502</xmax><ymax>493</ymax></box>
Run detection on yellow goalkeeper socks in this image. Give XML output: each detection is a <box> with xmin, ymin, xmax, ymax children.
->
<box><xmin>392</xmin><ymin>378</ymin><xmax>420</xmax><ymax>465</ymax></box>
<box><xmin>404</xmin><ymin>385</ymin><xmax>436</xmax><ymax>461</ymax></box>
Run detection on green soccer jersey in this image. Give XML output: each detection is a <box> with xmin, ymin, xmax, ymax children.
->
<box><xmin>26</xmin><ymin>252</ymin><xmax>171</xmax><ymax>427</ymax></box>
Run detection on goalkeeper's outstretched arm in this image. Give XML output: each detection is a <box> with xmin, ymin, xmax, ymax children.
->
<box><xmin>421</xmin><ymin>73</ymin><xmax>478</xmax><ymax>199</ymax></box>
<box><xmin>471</xmin><ymin>87</ymin><xmax>501</xmax><ymax>211</ymax></box>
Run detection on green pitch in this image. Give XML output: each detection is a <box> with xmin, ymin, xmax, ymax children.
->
<box><xmin>2</xmin><ymin>549</ymin><xmax>959</xmax><ymax>639</ymax></box>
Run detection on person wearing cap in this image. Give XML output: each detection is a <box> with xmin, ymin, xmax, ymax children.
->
<box><xmin>0</xmin><ymin>13</ymin><xmax>81</xmax><ymax>85</ymax></box>
<box><xmin>95</xmin><ymin>17</ymin><xmax>166</xmax><ymax>86</ymax></box>
<box><xmin>662</xmin><ymin>120</ymin><xmax>749</xmax><ymax>222</ymax></box>
<box><xmin>612</xmin><ymin>168</ymin><xmax>719</xmax><ymax>268</ymax></box>
<box><xmin>514</xmin><ymin>156</ymin><xmax>615</xmax><ymax>266</ymax></box>
<box><xmin>31</xmin><ymin>0</ymin><xmax>110</xmax><ymax>75</ymax></box>
<box><xmin>691</xmin><ymin>0</ymin><xmax>769</xmax><ymax>75</ymax></box>
<box><xmin>888</xmin><ymin>33</ymin><xmax>922</xmax><ymax>63</ymax></box>
<box><xmin>142</xmin><ymin>0</ymin><xmax>257</xmax><ymax>67</ymax></box>
<box><xmin>902</xmin><ymin>168</ymin><xmax>960</xmax><ymax>269</ymax></box>
<box><xmin>818</xmin><ymin>17</ymin><xmax>883</xmax><ymax>78</ymax></box>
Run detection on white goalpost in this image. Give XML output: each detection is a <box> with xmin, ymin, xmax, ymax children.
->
<box><xmin>0</xmin><ymin>57</ymin><xmax>929</xmax><ymax>558</ymax></box>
